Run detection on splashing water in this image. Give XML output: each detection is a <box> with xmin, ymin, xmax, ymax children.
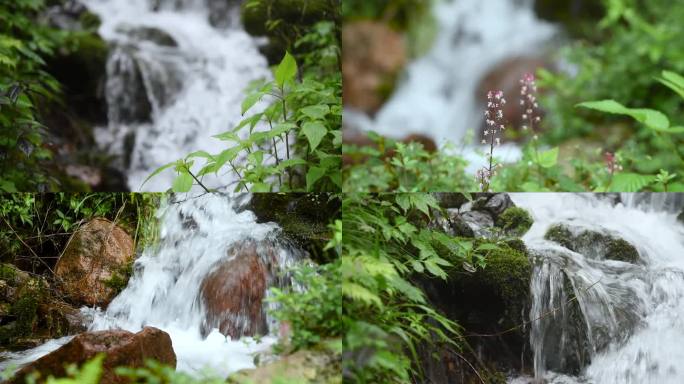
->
<box><xmin>82</xmin><ymin>0</ymin><xmax>270</xmax><ymax>191</ymax></box>
<box><xmin>345</xmin><ymin>0</ymin><xmax>556</xmax><ymax>147</ymax></box>
<box><xmin>510</xmin><ymin>193</ymin><xmax>684</xmax><ymax>384</ymax></box>
<box><xmin>0</xmin><ymin>194</ymin><xmax>302</xmax><ymax>378</ymax></box>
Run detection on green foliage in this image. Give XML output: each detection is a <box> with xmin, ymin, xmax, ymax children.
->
<box><xmin>269</xmin><ymin>261</ymin><xmax>342</xmax><ymax>351</ymax></box>
<box><xmin>45</xmin><ymin>354</ymin><xmax>104</xmax><ymax>384</ymax></box>
<box><xmin>343</xmin><ymin>134</ymin><xmax>475</xmax><ymax>192</ymax></box>
<box><xmin>0</xmin><ymin>0</ymin><xmax>67</xmax><ymax>192</ymax></box>
<box><xmin>103</xmin><ymin>260</ymin><xmax>134</xmax><ymax>293</ymax></box>
<box><xmin>149</xmin><ymin>23</ymin><xmax>341</xmax><ymax>193</ymax></box>
<box><xmin>116</xmin><ymin>359</ymin><xmax>227</xmax><ymax>384</ymax></box>
<box><xmin>342</xmin><ymin>194</ymin><xmax>488</xmax><ymax>382</ymax></box>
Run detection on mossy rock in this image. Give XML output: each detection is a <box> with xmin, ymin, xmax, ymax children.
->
<box><xmin>247</xmin><ymin>193</ymin><xmax>340</xmax><ymax>264</ymax></box>
<box><xmin>533</xmin><ymin>0</ymin><xmax>605</xmax><ymax>37</ymax></box>
<box><xmin>46</xmin><ymin>31</ymin><xmax>109</xmax><ymax>125</ymax></box>
<box><xmin>495</xmin><ymin>207</ymin><xmax>533</xmax><ymax>237</ymax></box>
<box><xmin>241</xmin><ymin>0</ymin><xmax>340</xmax><ymax>64</ymax></box>
<box><xmin>544</xmin><ymin>223</ymin><xmax>640</xmax><ymax>263</ymax></box>
<box><xmin>228</xmin><ymin>338</ymin><xmax>342</xmax><ymax>383</ymax></box>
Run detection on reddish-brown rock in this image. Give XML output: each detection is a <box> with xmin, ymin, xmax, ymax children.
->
<box><xmin>55</xmin><ymin>218</ymin><xmax>135</xmax><ymax>307</ymax></box>
<box><xmin>477</xmin><ymin>57</ymin><xmax>551</xmax><ymax>135</ymax></box>
<box><xmin>200</xmin><ymin>240</ymin><xmax>281</xmax><ymax>339</ymax></box>
<box><xmin>9</xmin><ymin>327</ymin><xmax>176</xmax><ymax>384</ymax></box>
<box><xmin>342</xmin><ymin>21</ymin><xmax>406</xmax><ymax>114</ymax></box>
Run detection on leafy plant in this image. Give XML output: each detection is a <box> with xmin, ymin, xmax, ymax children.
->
<box><xmin>0</xmin><ymin>0</ymin><xmax>66</xmax><ymax>192</ymax></box>
<box><xmin>148</xmin><ymin>38</ymin><xmax>341</xmax><ymax>193</ymax></box>
<box><xmin>341</xmin><ymin>193</ymin><xmax>503</xmax><ymax>382</ymax></box>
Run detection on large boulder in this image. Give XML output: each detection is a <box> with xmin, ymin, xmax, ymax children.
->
<box><xmin>0</xmin><ymin>264</ymin><xmax>87</xmax><ymax>350</ymax></box>
<box><xmin>55</xmin><ymin>218</ymin><xmax>135</xmax><ymax>307</ymax></box>
<box><xmin>342</xmin><ymin>21</ymin><xmax>406</xmax><ymax>114</ymax></box>
<box><xmin>8</xmin><ymin>327</ymin><xmax>176</xmax><ymax>384</ymax></box>
<box><xmin>417</xmin><ymin>242</ymin><xmax>533</xmax><ymax>382</ymax></box>
<box><xmin>476</xmin><ymin>57</ymin><xmax>549</xmax><ymax>136</ymax></box>
<box><xmin>200</xmin><ymin>240</ymin><xmax>279</xmax><ymax>339</ymax></box>
<box><xmin>544</xmin><ymin>223</ymin><xmax>640</xmax><ymax>263</ymax></box>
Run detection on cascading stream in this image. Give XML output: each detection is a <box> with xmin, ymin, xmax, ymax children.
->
<box><xmin>510</xmin><ymin>193</ymin><xmax>684</xmax><ymax>384</ymax></box>
<box><xmin>82</xmin><ymin>0</ymin><xmax>270</xmax><ymax>191</ymax></box>
<box><xmin>0</xmin><ymin>194</ymin><xmax>301</xmax><ymax>377</ymax></box>
<box><xmin>345</xmin><ymin>0</ymin><xmax>556</xmax><ymax>147</ymax></box>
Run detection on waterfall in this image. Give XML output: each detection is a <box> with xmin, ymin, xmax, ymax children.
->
<box><xmin>510</xmin><ymin>193</ymin><xmax>684</xmax><ymax>384</ymax></box>
<box><xmin>83</xmin><ymin>0</ymin><xmax>270</xmax><ymax>191</ymax></box>
<box><xmin>344</xmin><ymin>0</ymin><xmax>556</xmax><ymax>146</ymax></box>
<box><xmin>0</xmin><ymin>194</ymin><xmax>303</xmax><ymax>377</ymax></box>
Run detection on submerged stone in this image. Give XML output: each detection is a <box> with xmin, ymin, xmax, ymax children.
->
<box><xmin>544</xmin><ymin>223</ymin><xmax>640</xmax><ymax>263</ymax></box>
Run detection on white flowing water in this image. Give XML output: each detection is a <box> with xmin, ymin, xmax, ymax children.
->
<box><xmin>83</xmin><ymin>0</ymin><xmax>270</xmax><ymax>191</ymax></box>
<box><xmin>510</xmin><ymin>193</ymin><xmax>684</xmax><ymax>384</ymax></box>
<box><xmin>0</xmin><ymin>194</ymin><xmax>301</xmax><ymax>378</ymax></box>
<box><xmin>345</xmin><ymin>0</ymin><xmax>556</xmax><ymax>147</ymax></box>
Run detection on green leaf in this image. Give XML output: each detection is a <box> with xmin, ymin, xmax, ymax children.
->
<box><xmin>301</xmin><ymin>121</ymin><xmax>328</xmax><ymax>151</ymax></box>
<box><xmin>609</xmin><ymin>172</ymin><xmax>655</xmax><ymax>192</ymax></box>
<box><xmin>577</xmin><ymin>100</ymin><xmax>670</xmax><ymax>131</ymax></box>
<box><xmin>277</xmin><ymin>158</ymin><xmax>307</xmax><ymax>171</ymax></box>
<box><xmin>658</xmin><ymin>71</ymin><xmax>684</xmax><ymax>100</ymax></box>
<box><xmin>241</xmin><ymin>91</ymin><xmax>264</xmax><ymax>115</ymax></box>
<box><xmin>275</xmin><ymin>51</ymin><xmax>297</xmax><ymax>89</ymax></box>
<box><xmin>300</xmin><ymin>105</ymin><xmax>330</xmax><ymax>120</ymax></box>
<box><xmin>306</xmin><ymin>166</ymin><xmax>326</xmax><ymax>191</ymax></box>
<box><xmin>172</xmin><ymin>172</ymin><xmax>193</xmax><ymax>193</ymax></box>
<box><xmin>251</xmin><ymin>182</ymin><xmax>271</xmax><ymax>192</ymax></box>
<box><xmin>395</xmin><ymin>194</ymin><xmax>411</xmax><ymax>213</ymax></box>
<box><xmin>535</xmin><ymin>147</ymin><xmax>559</xmax><ymax>168</ymax></box>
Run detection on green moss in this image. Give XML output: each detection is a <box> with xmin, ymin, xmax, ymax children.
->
<box><xmin>496</xmin><ymin>207</ymin><xmax>533</xmax><ymax>237</ymax></box>
<box><xmin>0</xmin><ymin>263</ymin><xmax>17</xmax><ymax>281</ymax></box>
<box><xmin>79</xmin><ymin>11</ymin><xmax>102</xmax><ymax>31</ymax></box>
<box><xmin>104</xmin><ymin>260</ymin><xmax>134</xmax><ymax>293</ymax></box>
<box><xmin>544</xmin><ymin>223</ymin><xmax>574</xmax><ymax>249</ymax></box>
<box><xmin>478</xmin><ymin>246</ymin><xmax>531</xmax><ymax>308</ymax></box>
<box><xmin>545</xmin><ymin>223</ymin><xmax>639</xmax><ymax>263</ymax></box>
<box><xmin>605</xmin><ymin>238</ymin><xmax>639</xmax><ymax>263</ymax></box>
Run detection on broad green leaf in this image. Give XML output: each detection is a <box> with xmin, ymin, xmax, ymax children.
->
<box><xmin>185</xmin><ymin>150</ymin><xmax>213</xmax><ymax>160</ymax></box>
<box><xmin>277</xmin><ymin>158</ymin><xmax>307</xmax><ymax>171</ymax></box>
<box><xmin>301</xmin><ymin>121</ymin><xmax>327</xmax><ymax>151</ymax></box>
<box><xmin>300</xmin><ymin>105</ymin><xmax>330</xmax><ymax>120</ymax></box>
<box><xmin>424</xmin><ymin>258</ymin><xmax>447</xmax><ymax>279</ymax></box>
<box><xmin>213</xmin><ymin>131</ymin><xmax>241</xmax><ymax>142</ymax></box>
<box><xmin>395</xmin><ymin>194</ymin><xmax>411</xmax><ymax>213</ymax></box>
<box><xmin>535</xmin><ymin>147</ymin><xmax>559</xmax><ymax>168</ymax></box>
<box><xmin>274</xmin><ymin>51</ymin><xmax>297</xmax><ymax>89</ymax></box>
<box><xmin>577</xmin><ymin>100</ymin><xmax>670</xmax><ymax>131</ymax></box>
<box><xmin>248</xmin><ymin>150</ymin><xmax>264</xmax><ymax>166</ymax></box>
<box><xmin>172</xmin><ymin>172</ymin><xmax>193</xmax><ymax>193</ymax></box>
<box><xmin>306</xmin><ymin>166</ymin><xmax>326</xmax><ymax>191</ymax></box>
<box><xmin>609</xmin><ymin>172</ymin><xmax>655</xmax><ymax>192</ymax></box>
<box><xmin>241</xmin><ymin>91</ymin><xmax>263</xmax><ymax>115</ymax></box>
<box><xmin>251</xmin><ymin>182</ymin><xmax>271</xmax><ymax>192</ymax></box>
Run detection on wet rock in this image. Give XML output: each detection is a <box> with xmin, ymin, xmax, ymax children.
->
<box><xmin>342</xmin><ymin>21</ymin><xmax>406</xmax><ymax>114</ymax></box>
<box><xmin>9</xmin><ymin>327</ymin><xmax>176</xmax><ymax>384</ymax></box>
<box><xmin>495</xmin><ymin>207</ymin><xmax>533</xmax><ymax>237</ymax></box>
<box><xmin>116</xmin><ymin>25</ymin><xmax>178</xmax><ymax>47</ymax></box>
<box><xmin>246</xmin><ymin>193</ymin><xmax>340</xmax><ymax>264</ymax></box>
<box><xmin>416</xmin><ymin>242</ymin><xmax>533</xmax><ymax>381</ymax></box>
<box><xmin>476</xmin><ymin>57</ymin><xmax>549</xmax><ymax>135</ymax></box>
<box><xmin>678</xmin><ymin>210</ymin><xmax>684</xmax><ymax>225</ymax></box>
<box><xmin>544</xmin><ymin>223</ymin><xmax>640</xmax><ymax>263</ymax></box>
<box><xmin>200</xmin><ymin>240</ymin><xmax>273</xmax><ymax>339</ymax></box>
<box><xmin>105</xmin><ymin>45</ymin><xmax>153</xmax><ymax>124</ymax></box>
<box><xmin>460</xmin><ymin>210</ymin><xmax>494</xmax><ymax>236</ymax></box>
<box><xmin>229</xmin><ymin>339</ymin><xmax>342</xmax><ymax>384</ymax></box>
<box><xmin>47</xmin><ymin>32</ymin><xmax>109</xmax><ymax>125</ymax></box>
<box><xmin>473</xmin><ymin>193</ymin><xmax>515</xmax><ymax>217</ymax></box>
<box><xmin>55</xmin><ymin>218</ymin><xmax>135</xmax><ymax>306</ymax></box>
